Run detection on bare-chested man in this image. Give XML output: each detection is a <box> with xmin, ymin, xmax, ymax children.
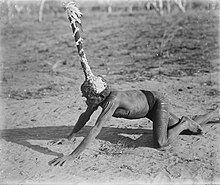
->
<box><xmin>48</xmin><ymin>1</ymin><xmax>219</xmax><ymax>167</ymax></box>
<box><xmin>49</xmin><ymin>81</ymin><xmax>219</xmax><ymax>166</ymax></box>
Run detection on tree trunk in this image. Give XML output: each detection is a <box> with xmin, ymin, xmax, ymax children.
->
<box><xmin>39</xmin><ymin>0</ymin><xmax>46</xmax><ymax>22</ymax></box>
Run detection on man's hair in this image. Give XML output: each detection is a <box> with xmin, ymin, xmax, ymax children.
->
<box><xmin>81</xmin><ymin>79</ymin><xmax>110</xmax><ymax>106</ymax></box>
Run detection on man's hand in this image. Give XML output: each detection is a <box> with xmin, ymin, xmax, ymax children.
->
<box><xmin>48</xmin><ymin>138</ymin><xmax>76</xmax><ymax>146</ymax></box>
<box><xmin>48</xmin><ymin>154</ymin><xmax>77</xmax><ymax>166</ymax></box>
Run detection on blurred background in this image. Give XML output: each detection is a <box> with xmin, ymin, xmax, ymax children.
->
<box><xmin>0</xmin><ymin>0</ymin><xmax>219</xmax><ymax>94</ymax></box>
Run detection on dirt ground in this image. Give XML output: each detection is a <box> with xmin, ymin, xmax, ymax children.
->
<box><xmin>0</xmin><ymin>4</ymin><xmax>220</xmax><ymax>185</ymax></box>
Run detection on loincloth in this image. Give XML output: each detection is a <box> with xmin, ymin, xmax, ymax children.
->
<box><xmin>140</xmin><ymin>90</ymin><xmax>156</xmax><ymax>112</ymax></box>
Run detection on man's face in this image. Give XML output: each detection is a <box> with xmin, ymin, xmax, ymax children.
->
<box><xmin>82</xmin><ymin>91</ymin><xmax>101</xmax><ymax>106</ymax></box>
<box><xmin>85</xmin><ymin>97</ymin><xmax>99</xmax><ymax>106</ymax></box>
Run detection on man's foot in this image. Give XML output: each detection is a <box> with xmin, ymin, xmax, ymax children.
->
<box><xmin>181</xmin><ymin>116</ymin><xmax>203</xmax><ymax>134</ymax></box>
<box><xmin>210</xmin><ymin>104</ymin><xmax>220</xmax><ymax>119</ymax></box>
<box><xmin>48</xmin><ymin>138</ymin><xmax>76</xmax><ymax>146</ymax></box>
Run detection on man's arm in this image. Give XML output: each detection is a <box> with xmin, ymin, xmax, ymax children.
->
<box><xmin>49</xmin><ymin>98</ymin><xmax>119</xmax><ymax>166</ymax></box>
<box><xmin>69</xmin><ymin>100</ymin><xmax>119</xmax><ymax>156</ymax></box>
<box><xmin>48</xmin><ymin>105</ymin><xmax>97</xmax><ymax>145</ymax></box>
<box><xmin>67</xmin><ymin>105</ymin><xmax>97</xmax><ymax>140</ymax></box>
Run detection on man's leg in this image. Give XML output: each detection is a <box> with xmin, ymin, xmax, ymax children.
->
<box><xmin>166</xmin><ymin>105</ymin><xmax>219</xmax><ymax>145</ymax></box>
<box><xmin>166</xmin><ymin>116</ymin><xmax>203</xmax><ymax>145</ymax></box>
<box><xmin>148</xmin><ymin>94</ymin><xmax>206</xmax><ymax>148</ymax></box>
<box><xmin>147</xmin><ymin>99</ymin><xmax>170</xmax><ymax>148</ymax></box>
<box><xmin>192</xmin><ymin>105</ymin><xmax>219</xmax><ymax>126</ymax></box>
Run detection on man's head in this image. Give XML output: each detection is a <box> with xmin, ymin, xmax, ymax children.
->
<box><xmin>81</xmin><ymin>78</ymin><xmax>110</xmax><ymax>107</ymax></box>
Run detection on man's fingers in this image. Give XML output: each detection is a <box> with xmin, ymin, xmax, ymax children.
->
<box><xmin>48</xmin><ymin>138</ymin><xmax>69</xmax><ymax>146</ymax></box>
<box><xmin>48</xmin><ymin>158</ymin><xmax>58</xmax><ymax>166</ymax></box>
<box><xmin>49</xmin><ymin>158</ymin><xmax>65</xmax><ymax>166</ymax></box>
<box><xmin>48</xmin><ymin>156</ymin><xmax>69</xmax><ymax>167</ymax></box>
<box><xmin>54</xmin><ymin>160</ymin><xmax>62</xmax><ymax>166</ymax></box>
<box><xmin>47</xmin><ymin>140</ymin><xmax>61</xmax><ymax>145</ymax></box>
<box><xmin>48</xmin><ymin>138</ymin><xmax>78</xmax><ymax>146</ymax></box>
<box><xmin>60</xmin><ymin>161</ymin><xmax>66</xmax><ymax>166</ymax></box>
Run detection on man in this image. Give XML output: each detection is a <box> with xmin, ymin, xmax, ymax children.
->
<box><xmin>49</xmin><ymin>81</ymin><xmax>219</xmax><ymax>166</ymax></box>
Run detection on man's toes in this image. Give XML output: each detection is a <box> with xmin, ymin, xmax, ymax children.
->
<box><xmin>180</xmin><ymin>116</ymin><xmax>188</xmax><ymax>122</ymax></box>
<box><xmin>190</xmin><ymin>124</ymin><xmax>203</xmax><ymax>134</ymax></box>
<box><xmin>187</xmin><ymin>121</ymin><xmax>202</xmax><ymax>133</ymax></box>
<box><xmin>197</xmin><ymin>127</ymin><xmax>203</xmax><ymax>134</ymax></box>
<box><xmin>197</xmin><ymin>125</ymin><xmax>204</xmax><ymax>134</ymax></box>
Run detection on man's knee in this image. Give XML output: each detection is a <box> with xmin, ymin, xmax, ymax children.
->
<box><xmin>154</xmin><ymin>137</ymin><xmax>168</xmax><ymax>148</ymax></box>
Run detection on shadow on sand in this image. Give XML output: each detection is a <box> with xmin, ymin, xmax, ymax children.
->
<box><xmin>0</xmin><ymin>125</ymin><xmax>154</xmax><ymax>157</ymax></box>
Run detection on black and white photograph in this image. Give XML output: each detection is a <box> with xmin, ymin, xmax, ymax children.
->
<box><xmin>0</xmin><ymin>0</ymin><xmax>219</xmax><ymax>184</ymax></box>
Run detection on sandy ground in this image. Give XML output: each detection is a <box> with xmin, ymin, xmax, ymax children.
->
<box><xmin>0</xmin><ymin>4</ymin><xmax>220</xmax><ymax>185</ymax></box>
